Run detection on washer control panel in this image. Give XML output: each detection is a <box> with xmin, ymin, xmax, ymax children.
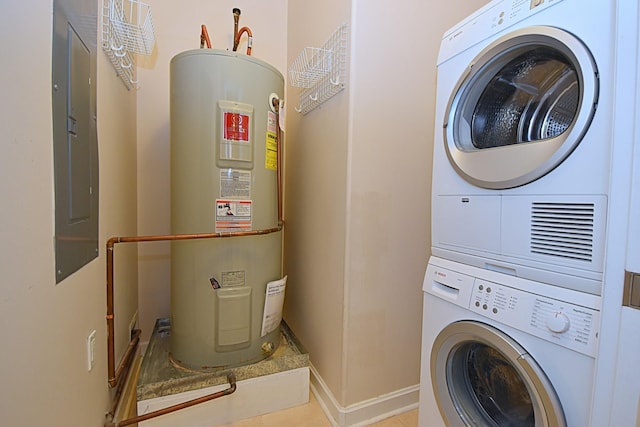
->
<box><xmin>470</xmin><ymin>279</ymin><xmax>599</xmax><ymax>357</ymax></box>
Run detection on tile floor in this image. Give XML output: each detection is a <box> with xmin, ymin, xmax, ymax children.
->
<box><xmin>219</xmin><ymin>391</ymin><xmax>419</xmax><ymax>427</ymax></box>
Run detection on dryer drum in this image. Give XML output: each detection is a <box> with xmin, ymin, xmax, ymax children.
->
<box><xmin>471</xmin><ymin>47</ymin><xmax>579</xmax><ymax>149</ymax></box>
<box><xmin>443</xmin><ymin>26</ymin><xmax>599</xmax><ymax>189</ymax></box>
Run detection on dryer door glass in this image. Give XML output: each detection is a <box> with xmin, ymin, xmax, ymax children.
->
<box><xmin>471</xmin><ymin>47</ymin><xmax>578</xmax><ymax>149</ymax></box>
<box><xmin>431</xmin><ymin>321</ymin><xmax>566</xmax><ymax>427</ymax></box>
<box><xmin>444</xmin><ymin>27</ymin><xmax>598</xmax><ymax>189</ymax></box>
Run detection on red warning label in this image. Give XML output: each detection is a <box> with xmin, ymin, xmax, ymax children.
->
<box><xmin>223</xmin><ymin>112</ymin><xmax>250</xmax><ymax>141</ymax></box>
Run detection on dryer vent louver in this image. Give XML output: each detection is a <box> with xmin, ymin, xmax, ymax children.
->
<box><xmin>530</xmin><ymin>202</ymin><xmax>594</xmax><ymax>262</ymax></box>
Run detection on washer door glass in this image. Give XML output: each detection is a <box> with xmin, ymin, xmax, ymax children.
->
<box><xmin>431</xmin><ymin>321</ymin><xmax>566</xmax><ymax>427</ymax></box>
<box><xmin>444</xmin><ymin>26</ymin><xmax>598</xmax><ymax>189</ymax></box>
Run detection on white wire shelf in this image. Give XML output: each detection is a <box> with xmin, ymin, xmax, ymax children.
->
<box><xmin>109</xmin><ymin>0</ymin><xmax>155</xmax><ymax>55</ymax></box>
<box><xmin>289</xmin><ymin>47</ymin><xmax>334</xmax><ymax>89</ymax></box>
<box><xmin>289</xmin><ymin>23</ymin><xmax>349</xmax><ymax>115</ymax></box>
<box><xmin>101</xmin><ymin>0</ymin><xmax>156</xmax><ymax>90</ymax></box>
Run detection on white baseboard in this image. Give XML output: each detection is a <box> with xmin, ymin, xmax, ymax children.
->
<box><xmin>309</xmin><ymin>364</ymin><xmax>419</xmax><ymax>427</ymax></box>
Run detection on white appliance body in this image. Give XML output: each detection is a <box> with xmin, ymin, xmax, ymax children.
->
<box><xmin>431</xmin><ymin>0</ymin><xmax>617</xmax><ymax>295</ymax></box>
<box><xmin>419</xmin><ymin>257</ymin><xmax>600</xmax><ymax>427</ymax></box>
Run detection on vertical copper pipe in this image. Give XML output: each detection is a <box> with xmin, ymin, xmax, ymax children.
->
<box><xmin>274</xmin><ymin>98</ymin><xmax>283</xmax><ymax>225</ymax></box>
<box><xmin>232</xmin><ymin>8</ymin><xmax>241</xmax><ymax>51</ymax></box>
<box><xmin>106</xmin><ymin>238</ymin><xmax>116</xmax><ymax>387</ymax></box>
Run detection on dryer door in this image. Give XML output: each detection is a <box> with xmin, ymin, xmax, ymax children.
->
<box><xmin>431</xmin><ymin>321</ymin><xmax>566</xmax><ymax>427</ymax></box>
<box><xmin>444</xmin><ymin>26</ymin><xmax>598</xmax><ymax>189</ymax></box>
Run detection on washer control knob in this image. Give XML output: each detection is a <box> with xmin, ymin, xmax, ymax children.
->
<box><xmin>546</xmin><ymin>312</ymin><xmax>570</xmax><ymax>334</ymax></box>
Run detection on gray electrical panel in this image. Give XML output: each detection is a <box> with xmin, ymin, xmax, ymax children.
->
<box><xmin>52</xmin><ymin>0</ymin><xmax>99</xmax><ymax>283</ymax></box>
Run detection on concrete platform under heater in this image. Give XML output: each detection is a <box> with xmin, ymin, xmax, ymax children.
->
<box><xmin>137</xmin><ymin>318</ymin><xmax>309</xmax><ymax>427</ymax></box>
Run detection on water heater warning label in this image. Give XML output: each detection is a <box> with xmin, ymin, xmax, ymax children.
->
<box><xmin>215</xmin><ymin>199</ymin><xmax>252</xmax><ymax>232</ymax></box>
<box><xmin>220</xmin><ymin>169</ymin><xmax>251</xmax><ymax>199</ymax></box>
<box><xmin>265</xmin><ymin>111</ymin><xmax>278</xmax><ymax>170</ymax></box>
<box><xmin>223</xmin><ymin>112</ymin><xmax>250</xmax><ymax>142</ymax></box>
<box><xmin>265</xmin><ymin>132</ymin><xmax>277</xmax><ymax>170</ymax></box>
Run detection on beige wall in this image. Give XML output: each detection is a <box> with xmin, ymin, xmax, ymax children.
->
<box><xmin>285</xmin><ymin>0</ymin><xmax>488</xmax><ymax>415</ymax></box>
<box><xmin>284</xmin><ymin>0</ymin><xmax>352</xmax><ymax>406</ymax></box>
<box><xmin>0</xmin><ymin>1</ymin><xmax>138</xmax><ymax>425</ymax></box>
<box><xmin>136</xmin><ymin>0</ymin><xmax>288</xmax><ymax>341</ymax></box>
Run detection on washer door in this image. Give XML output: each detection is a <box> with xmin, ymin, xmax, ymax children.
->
<box><xmin>430</xmin><ymin>321</ymin><xmax>566</xmax><ymax>427</ymax></box>
<box><xmin>444</xmin><ymin>26</ymin><xmax>598</xmax><ymax>189</ymax></box>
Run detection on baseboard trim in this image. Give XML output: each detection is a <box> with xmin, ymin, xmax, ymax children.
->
<box><xmin>309</xmin><ymin>364</ymin><xmax>419</xmax><ymax>427</ymax></box>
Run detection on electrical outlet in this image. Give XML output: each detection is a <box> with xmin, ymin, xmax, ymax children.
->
<box><xmin>87</xmin><ymin>330</ymin><xmax>96</xmax><ymax>372</ymax></box>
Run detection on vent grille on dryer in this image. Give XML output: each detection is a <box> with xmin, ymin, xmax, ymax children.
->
<box><xmin>530</xmin><ymin>202</ymin><xmax>594</xmax><ymax>262</ymax></box>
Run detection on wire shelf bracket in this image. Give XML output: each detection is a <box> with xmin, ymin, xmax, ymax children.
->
<box><xmin>101</xmin><ymin>0</ymin><xmax>156</xmax><ymax>90</ymax></box>
<box><xmin>289</xmin><ymin>23</ymin><xmax>349</xmax><ymax>115</ymax></box>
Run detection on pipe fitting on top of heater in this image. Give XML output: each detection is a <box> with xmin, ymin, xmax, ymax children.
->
<box><xmin>232</xmin><ymin>8</ymin><xmax>253</xmax><ymax>55</ymax></box>
<box><xmin>232</xmin><ymin>8</ymin><xmax>241</xmax><ymax>50</ymax></box>
<box><xmin>200</xmin><ymin>24</ymin><xmax>211</xmax><ymax>48</ymax></box>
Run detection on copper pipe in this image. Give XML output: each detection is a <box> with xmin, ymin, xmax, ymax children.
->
<box><xmin>115</xmin><ymin>373</ymin><xmax>236</xmax><ymax>427</ymax></box>
<box><xmin>232</xmin><ymin>8</ymin><xmax>241</xmax><ymax>51</ymax></box>
<box><xmin>106</xmin><ymin>240</ymin><xmax>116</xmax><ymax>387</ymax></box>
<box><xmin>274</xmin><ymin>98</ymin><xmax>283</xmax><ymax>224</ymax></box>
<box><xmin>234</xmin><ymin>26</ymin><xmax>253</xmax><ymax>55</ymax></box>
<box><xmin>107</xmin><ymin>329</ymin><xmax>141</xmax><ymax>419</ymax></box>
<box><xmin>112</xmin><ymin>329</ymin><xmax>141</xmax><ymax>390</ymax></box>
<box><xmin>106</xmin><ymin>227</ymin><xmax>282</xmax><ymax>388</ymax></box>
<box><xmin>200</xmin><ymin>24</ymin><xmax>211</xmax><ymax>48</ymax></box>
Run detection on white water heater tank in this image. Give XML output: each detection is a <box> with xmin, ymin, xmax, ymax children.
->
<box><xmin>170</xmin><ymin>49</ymin><xmax>283</xmax><ymax>370</ymax></box>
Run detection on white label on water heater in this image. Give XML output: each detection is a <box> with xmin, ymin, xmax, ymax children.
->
<box><xmin>220</xmin><ymin>169</ymin><xmax>251</xmax><ymax>199</ymax></box>
<box><xmin>261</xmin><ymin>276</ymin><xmax>287</xmax><ymax>337</ymax></box>
<box><xmin>221</xmin><ymin>270</ymin><xmax>246</xmax><ymax>287</ymax></box>
<box><xmin>215</xmin><ymin>199</ymin><xmax>252</xmax><ymax>232</ymax></box>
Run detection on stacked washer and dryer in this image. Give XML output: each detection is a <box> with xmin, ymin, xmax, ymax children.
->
<box><xmin>419</xmin><ymin>0</ymin><xmax>620</xmax><ymax>426</ymax></box>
